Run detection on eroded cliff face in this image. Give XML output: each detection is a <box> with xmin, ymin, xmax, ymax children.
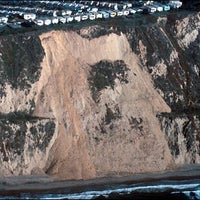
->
<box><xmin>125</xmin><ymin>12</ymin><xmax>200</xmax><ymax>164</ymax></box>
<box><xmin>0</xmin><ymin>11</ymin><xmax>199</xmax><ymax>180</ymax></box>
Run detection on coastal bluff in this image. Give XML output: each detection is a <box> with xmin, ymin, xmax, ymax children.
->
<box><xmin>0</xmin><ymin>11</ymin><xmax>199</xmax><ymax>180</ymax></box>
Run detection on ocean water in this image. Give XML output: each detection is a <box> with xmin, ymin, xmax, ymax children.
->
<box><xmin>1</xmin><ymin>179</ymin><xmax>200</xmax><ymax>200</ymax></box>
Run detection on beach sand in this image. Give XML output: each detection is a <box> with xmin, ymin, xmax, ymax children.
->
<box><xmin>0</xmin><ymin>164</ymin><xmax>199</xmax><ymax>196</ymax></box>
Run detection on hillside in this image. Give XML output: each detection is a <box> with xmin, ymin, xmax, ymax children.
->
<box><xmin>0</xmin><ymin>10</ymin><xmax>199</xmax><ymax>180</ymax></box>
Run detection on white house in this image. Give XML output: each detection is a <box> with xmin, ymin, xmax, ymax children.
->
<box><xmin>125</xmin><ymin>2</ymin><xmax>132</xmax><ymax>8</ymax></box>
<box><xmin>152</xmin><ymin>4</ymin><xmax>164</xmax><ymax>12</ymax></box>
<box><xmin>123</xmin><ymin>9</ymin><xmax>130</xmax><ymax>16</ymax></box>
<box><xmin>62</xmin><ymin>10</ymin><xmax>72</xmax><ymax>16</ymax></box>
<box><xmin>23</xmin><ymin>13</ymin><xmax>36</xmax><ymax>20</ymax></box>
<box><xmin>74</xmin><ymin>15</ymin><xmax>81</xmax><ymax>22</ymax></box>
<box><xmin>168</xmin><ymin>1</ymin><xmax>182</xmax><ymax>9</ymax></box>
<box><xmin>66</xmin><ymin>16</ymin><xmax>74</xmax><ymax>23</ymax></box>
<box><xmin>157</xmin><ymin>3</ymin><xmax>170</xmax><ymax>11</ymax></box>
<box><xmin>146</xmin><ymin>5</ymin><xmax>157</xmax><ymax>13</ymax></box>
<box><xmin>99</xmin><ymin>11</ymin><xmax>109</xmax><ymax>19</ymax></box>
<box><xmin>128</xmin><ymin>8</ymin><xmax>137</xmax><ymax>14</ymax></box>
<box><xmin>116</xmin><ymin>10</ymin><xmax>123</xmax><ymax>16</ymax></box>
<box><xmin>88</xmin><ymin>12</ymin><xmax>96</xmax><ymax>20</ymax></box>
<box><xmin>106</xmin><ymin>10</ymin><xmax>116</xmax><ymax>18</ymax></box>
<box><xmin>51</xmin><ymin>17</ymin><xmax>59</xmax><ymax>24</ymax></box>
<box><xmin>34</xmin><ymin>19</ymin><xmax>44</xmax><ymax>26</ymax></box>
<box><xmin>95</xmin><ymin>12</ymin><xmax>103</xmax><ymax>19</ymax></box>
<box><xmin>81</xmin><ymin>14</ymin><xmax>89</xmax><ymax>21</ymax></box>
<box><xmin>90</xmin><ymin>7</ymin><xmax>98</xmax><ymax>12</ymax></box>
<box><xmin>59</xmin><ymin>17</ymin><xmax>67</xmax><ymax>23</ymax></box>
<box><xmin>0</xmin><ymin>16</ymin><xmax>8</xmax><ymax>24</ymax></box>
<box><xmin>44</xmin><ymin>18</ymin><xmax>51</xmax><ymax>25</ymax></box>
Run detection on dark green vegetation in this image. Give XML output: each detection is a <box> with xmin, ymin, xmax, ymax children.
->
<box><xmin>158</xmin><ymin>113</ymin><xmax>200</xmax><ymax>161</ymax></box>
<box><xmin>0</xmin><ymin>111</ymin><xmax>52</xmax><ymax>122</ymax></box>
<box><xmin>104</xmin><ymin>104</ymin><xmax>121</xmax><ymax>125</ymax></box>
<box><xmin>0</xmin><ymin>33</ymin><xmax>44</xmax><ymax>91</ymax></box>
<box><xmin>29</xmin><ymin>120</ymin><xmax>55</xmax><ymax>152</ymax></box>
<box><xmin>0</xmin><ymin>110</ymin><xmax>56</xmax><ymax>161</ymax></box>
<box><xmin>99</xmin><ymin>104</ymin><xmax>121</xmax><ymax>134</ymax></box>
<box><xmin>88</xmin><ymin>60</ymin><xmax>129</xmax><ymax>102</ymax></box>
<box><xmin>77</xmin><ymin>26</ymin><xmax>118</xmax><ymax>40</ymax></box>
<box><xmin>0</xmin><ymin>120</ymin><xmax>27</xmax><ymax>161</ymax></box>
<box><xmin>129</xmin><ymin>117</ymin><xmax>143</xmax><ymax>132</ymax></box>
<box><xmin>91</xmin><ymin>103</ymin><xmax>122</xmax><ymax>141</ymax></box>
<box><xmin>0</xmin><ymin>119</ymin><xmax>55</xmax><ymax>162</ymax></box>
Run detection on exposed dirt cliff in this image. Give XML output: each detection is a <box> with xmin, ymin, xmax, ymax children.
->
<box><xmin>0</xmin><ymin>11</ymin><xmax>199</xmax><ymax>180</ymax></box>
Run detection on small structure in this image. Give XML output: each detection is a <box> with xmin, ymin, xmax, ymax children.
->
<box><xmin>66</xmin><ymin>16</ymin><xmax>74</xmax><ymax>23</ymax></box>
<box><xmin>23</xmin><ymin>13</ymin><xmax>36</xmax><ymax>20</ymax></box>
<box><xmin>113</xmin><ymin>3</ymin><xmax>118</xmax><ymax>11</ymax></box>
<box><xmin>51</xmin><ymin>17</ymin><xmax>59</xmax><ymax>24</ymax></box>
<box><xmin>44</xmin><ymin>18</ymin><xmax>51</xmax><ymax>25</ymax></box>
<box><xmin>62</xmin><ymin>10</ymin><xmax>72</xmax><ymax>16</ymax></box>
<box><xmin>88</xmin><ymin>12</ymin><xmax>96</xmax><ymax>20</ymax></box>
<box><xmin>128</xmin><ymin>8</ymin><xmax>137</xmax><ymax>14</ymax></box>
<box><xmin>162</xmin><ymin>4</ymin><xmax>171</xmax><ymax>11</ymax></box>
<box><xmin>95</xmin><ymin>12</ymin><xmax>103</xmax><ymax>19</ymax></box>
<box><xmin>106</xmin><ymin>10</ymin><xmax>116</xmax><ymax>18</ymax></box>
<box><xmin>34</xmin><ymin>19</ymin><xmax>44</xmax><ymax>26</ymax></box>
<box><xmin>90</xmin><ymin>7</ymin><xmax>98</xmax><ymax>12</ymax></box>
<box><xmin>123</xmin><ymin>10</ymin><xmax>130</xmax><ymax>16</ymax></box>
<box><xmin>0</xmin><ymin>16</ymin><xmax>8</xmax><ymax>24</ymax></box>
<box><xmin>168</xmin><ymin>1</ymin><xmax>182</xmax><ymax>9</ymax></box>
<box><xmin>152</xmin><ymin>4</ymin><xmax>164</xmax><ymax>12</ymax></box>
<box><xmin>145</xmin><ymin>5</ymin><xmax>157</xmax><ymax>13</ymax></box>
<box><xmin>35</xmin><ymin>17</ymin><xmax>51</xmax><ymax>26</ymax></box>
<box><xmin>59</xmin><ymin>17</ymin><xmax>67</xmax><ymax>23</ymax></box>
<box><xmin>116</xmin><ymin>10</ymin><xmax>123</xmax><ymax>16</ymax></box>
<box><xmin>136</xmin><ymin>8</ymin><xmax>143</xmax><ymax>13</ymax></box>
<box><xmin>99</xmin><ymin>11</ymin><xmax>109</xmax><ymax>19</ymax></box>
<box><xmin>156</xmin><ymin>3</ymin><xmax>170</xmax><ymax>11</ymax></box>
<box><xmin>81</xmin><ymin>14</ymin><xmax>88</xmax><ymax>21</ymax></box>
<box><xmin>124</xmin><ymin>2</ymin><xmax>132</xmax><ymax>8</ymax></box>
<box><xmin>99</xmin><ymin>2</ymin><xmax>107</xmax><ymax>8</ymax></box>
<box><xmin>74</xmin><ymin>15</ymin><xmax>81</xmax><ymax>22</ymax></box>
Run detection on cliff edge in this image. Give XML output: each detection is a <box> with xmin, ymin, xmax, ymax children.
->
<box><xmin>0</xmin><ymin>11</ymin><xmax>199</xmax><ymax>180</ymax></box>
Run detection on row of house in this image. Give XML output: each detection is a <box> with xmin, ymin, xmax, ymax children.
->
<box><xmin>0</xmin><ymin>1</ymin><xmax>183</xmax><ymax>28</ymax></box>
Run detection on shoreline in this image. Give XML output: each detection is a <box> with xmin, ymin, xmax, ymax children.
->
<box><xmin>0</xmin><ymin>164</ymin><xmax>200</xmax><ymax>196</ymax></box>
